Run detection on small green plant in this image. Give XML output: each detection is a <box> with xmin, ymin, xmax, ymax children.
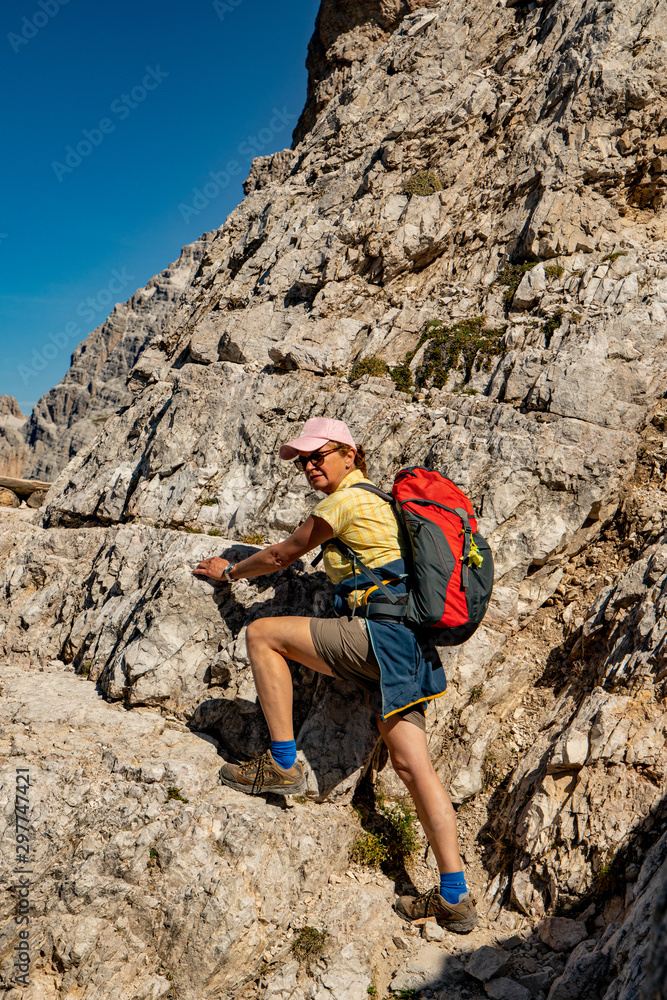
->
<box><xmin>570</xmin><ymin>311</ymin><xmax>582</xmax><ymax>323</ymax></box>
<box><xmin>545</xmin><ymin>264</ymin><xmax>564</xmax><ymax>279</ymax></box>
<box><xmin>482</xmin><ymin>751</ymin><xmax>502</xmax><ymax>790</ymax></box>
<box><xmin>350</xmin><ymin>831</ymin><xmax>388</xmax><ymax>867</ymax></box>
<box><xmin>241</xmin><ymin>531</ymin><xmax>267</xmax><ymax>545</ymax></box>
<box><xmin>80</xmin><ymin>661</ymin><xmax>92</xmax><ymax>678</ymax></box>
<box><xmin>542</xmin><ymin>309</ymin><xmax>563</xmax><ymax>347</ymax></box>
<box><xmin>291</xmin><ymin>927</ymin><xmax>328</xmax><ymax>971</ymax></box>
<box><xmin>349</xmin><ymin>356</ymin><xmax>390</xmax><ymax>381</ymax></box>
<box><xmin>468</xmin><ymin>685</ymin><xmax>483</xmax><ymax>704</ymax></box>
<box><xmin>392</xmin><ymin>990</ymin><xmax>419</xmax><ymax>1000</ymax></box>
<box><xmin>593</xmin><ymin>857</ymin><xmax>622</xmax><ymax>898</ymax></box>
<box><xmin>403</xmin><ymin>170</ymin><xmax>442</xmax><ymax>198</ymax></box>
<box><xmin>183</xmin><ymin>526</ymin><xmax>203</xmax><ymax>534</ymax></box>
<box><xmin>602</xmin><ymin>251</ymin><xmax>627</xmax><ymax>262</ymax></box>
<box><xmin>390</xmin><ymin>361</ymin><xmax>413</xmax><ymax>393</ymax></box>
<box><xmin>406</xmin><ymin>316</ymin><xmax>505</xmax><ymax>390</ymax></box>
<box><xmin>166</xmin><ymin>787</ymin><xmax>189</xmax><ymax>803</ymax></box>
<box><xmin>208</xmin><ymin>528</ymin><xmax>222</xmax><ymax>536</ymax></box>
<box><xmin>496</xmin><ymin>261</ymin><xmax>539</xmax><ymax>305</ymax></box>
<box><xmin>381</xmin><ymin>800</ymin><xmax>420</xmax><ymax>866</ymax></box>
<box><xmin>366</xmin><ymin>986</ymin><xmax>378</xmax><ymax>999</ymax></box>
<box><xmin>199</xmin><ymin>498</ymin><xmax>218</xmax><ymax>506</ymax></box>
<box><xmin>147</xmin><ymin>846</ymin><xmax>159</xmax><ymax>869</ymax></box>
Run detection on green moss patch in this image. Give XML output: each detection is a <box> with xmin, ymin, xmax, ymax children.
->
<box><xmin>496</xmin><ymin>261</ymin><xmax>539</xmax><ymax>305</ymax></box>
<box><xmin>349</xmin><ymin>356</ymin><xmax>390</xmax><ymax>381</ymax></box>
<box><xmin>403</xmin><ymin>170</ymin><xmax>442</xmax><ymax>198</ymax></box>
<box><xmin>412</xmin><ymin>317</ymin><xmax>506</xmax><ymax>389</ymax></box>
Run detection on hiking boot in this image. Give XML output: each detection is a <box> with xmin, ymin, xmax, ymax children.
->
<box><xmin>395</xmin><ymin>886</ymin><xmax>478</xmax><ymax>934</ymax></box>
<box><xmin>219</xmin><ymin>749</ymin><xmax>307</xmax><ymax>797</ymax></box>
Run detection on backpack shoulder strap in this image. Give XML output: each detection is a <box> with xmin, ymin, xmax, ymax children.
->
<box><xmin>349</xmin><ymin>483</ymin><xmax>394</xmax><ymax>503</ymax></box>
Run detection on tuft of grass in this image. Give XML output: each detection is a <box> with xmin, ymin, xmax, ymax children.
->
<box><xmin>468</xmin><ymin>685</ymin><xmax>483</xmax><ymax>705</ymax></box>
<box><xmin>545</xmin><ymin>264</ymin><xmax>564</xmax><ymax>278</ymax></box>
<box><xmin>166</xmin><ymin>787</ymin><xmax>189</xmax><ymax>803</ymax></box>
<box><xmin>147</xmin><ymin>846</ymin><xmax>159</xmax><ymax>869</ymax></box>
<box><xmin>495</xmin><ymin>261</ymin><xmax>539</xmax><ymax>305</ymax></box>
<box><xmin>366</xmin><ymin>986</ymin><xmax>378</xmax><ymax>999</ymax></box>
<box><xmin>382</xmin><ymin>801</ymin><xmax>420</xmax><ymax>864</ymax></box>
<box><xmin>594</xmin><ymin>860</ymin><xmax>621</xmax><ymax>898</ymax></box>
<box><xmin>350</xmin><ymin>831</ymin><xmax>388</xmax><ymax>867</ymax></box>
<box><xmin>570</xmin><ymin>311</ymin><xmax>582</xmax><ymax>323</ymax></box>
<box><xmin>390</xmin><ymin>361</ymin><xmax>413</xmax><ymax>393</ymax></box>
<box><xmin>602</xmin><ymin>251</ymin><xmax>627</xmax><ymax>262</ymax></box>
<box><xmin>291</xmin><ymin>927</ymin><xmax>328</xmax><ymax>971</ymax></box>
<box><xmin>183</xmin><ymin>526</ymin><xmax>203</xmax><ymax>534</ymax></box>
<box><xmin>350</xmin><ymin>356</ymin><xmax>390</xmax><ymax>382</ymax></box>
<box><xmin>199</xmin><ymin>498</ymin><xmax>218</xmax><ymax>506</ymax></box>
<box><xmin>405</xmin><ymin>316</ymin><xmax>505</xmax><ymax>390</ymax></box>
<box><xmin>208</xmin><ymin>528</ymin><xmax>222</xmax><ymax>536</ymax></box>
<box><xmin>482</xmin><ymin>751</ymin><xmax>502</xmax><ymax>790</ymax></box>
<box><xmin>403</xmin><ymin>170</ymin><xmax>442</xmax><ymax>198</ymax></box>
<box><xmin>542</xmin><ymin>309</ymin><xmax>564</xmax><ymax>347</ymax></box>
<box><xmin>241</xmin><ymin>532</ymin><xmax>267</xmax><ymax>546</ymax></box>
<box><xmin>80</xmin><ymin>661</ymin><xmax>92</xmax><ymax>678</ymax></box>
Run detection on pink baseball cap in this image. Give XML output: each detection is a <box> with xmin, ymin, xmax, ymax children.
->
<box><xmin>279</xmin><ymin>418</ymin><xmax>356</xmax><ymax>460</ymax></box>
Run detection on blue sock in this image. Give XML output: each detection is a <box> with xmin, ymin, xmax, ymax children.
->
<box><xmin>270</xmin><ymin>740</ymin><xmax>297</xmax><ymax>769</ymax></box>
<box><xmin>439</xmin><ymin>871</ymin><xmax>468</xmax><ymax>904</ymax></box>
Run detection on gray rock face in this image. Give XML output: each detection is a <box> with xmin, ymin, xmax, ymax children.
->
<box><xmin>2</xmin><ymin>0</ymin><xmax>667</xmax><ymax>997</ymax></box>
<box><xmin>21</xmin><ymin>238</ymin><xmax>212</xmax><ymax>482</ymax></box>
<box><xmin>0</xmin><ymin>396</ymin><xmax>26</xmax><ymax>477</ymax></box>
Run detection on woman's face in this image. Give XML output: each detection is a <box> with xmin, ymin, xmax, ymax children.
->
<box><xmin>297</xmin><ymin>443</ymin><xmax>355</xmax><ymax>494</ymax></box>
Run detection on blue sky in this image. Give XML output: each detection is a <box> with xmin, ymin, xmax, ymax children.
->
<box><xmin>0</xmin><ymin>0</ymin><xmax>320</xmax><ymax>411</ymax></box>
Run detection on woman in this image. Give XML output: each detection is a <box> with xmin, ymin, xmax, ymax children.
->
<box><xmin>192</xmin><ymin>417</ymin><xmax>477</xmax><ymax>933</ymax></box>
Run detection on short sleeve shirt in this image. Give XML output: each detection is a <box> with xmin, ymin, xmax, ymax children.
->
<box><xmin>312</xmin><ymin>468</ymin><xmax>406</xmax><ymax>589</ymax></box>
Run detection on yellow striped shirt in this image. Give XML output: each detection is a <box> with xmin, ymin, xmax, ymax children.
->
<box><xmin>312</xmin><ymin>468</ymin><xmax>406</xmax><ymax>606</ymax></box>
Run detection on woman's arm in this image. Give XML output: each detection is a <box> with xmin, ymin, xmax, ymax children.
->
<box><xmin>192</xmin><ymin>515</ymin><xmax>333</xmax><ymax>583</ymax></box>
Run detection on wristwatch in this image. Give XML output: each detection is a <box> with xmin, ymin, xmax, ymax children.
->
<box><xmin>222</xmin><ymin>563</ymin><xmax>235</xmax><ymax>584</ymax></box>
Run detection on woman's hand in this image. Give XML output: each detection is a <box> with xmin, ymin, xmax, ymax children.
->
<box><xmin>191</xmin><ymin>517</ymin><xmax>333</xmax><ymax>585</ymax></box>
<box><xmin>192</xmin><ymin>557</ymin><xmax>231</xmax><ymax>582</ymax></box>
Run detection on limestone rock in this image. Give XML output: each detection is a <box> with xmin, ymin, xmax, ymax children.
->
<box><xmin>21</xmin><ymin>237</ymin><xmax>212</xmax><ymax>481</ymax></box>
<box><xmin>466</xmin><ymin>944</ymin><xmax>511</xmax><ymax>981</ymax></box>
<box><xmin>0</xmin><ymin>396</ymin><xmax>26</xmax><ymax>478</ymax></box>
<box><xmin>537</xmin><ymin>917</ymin><xmax>589</xmax><ymax>952</ymax></box>
<box><xmin>485</xmin><ymin>977</ymin><xmax>531</xmax><ymax>1000</ymax></box>
<box><xmin>2</xmin><ymin>1</ymin><xmax>667</xmax><ymax>997</ymax></box>
<box><xmin>0</xmin><ymin>487</ymin><xmax>20</xmax><ymax>508</ymax></box>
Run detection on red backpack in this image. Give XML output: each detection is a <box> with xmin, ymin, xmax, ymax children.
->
<box><xmin>339</xmin><ymin>468</ymin><xmax>494</xmax><ymax>645</ymax></box>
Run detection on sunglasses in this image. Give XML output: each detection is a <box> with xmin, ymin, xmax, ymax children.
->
<box><xmin>294</xmin><ymin>447</ymin><xmax>339</xmax><ymax>472</ymax></box>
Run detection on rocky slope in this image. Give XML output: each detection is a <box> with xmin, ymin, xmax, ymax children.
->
<box><xmin>0</xmin><ymin>395</ymin><xmax>27</xmax><ymax>478</ymax></box>
<box><xmin>20</xmin><ymin>237</ymin><xmax>212</xmax><ymax>482</ymax></box>
<box><xmin>1</xmin><ymin>1</ymin><xmax>667</xmax><ymax>998</ymax></box>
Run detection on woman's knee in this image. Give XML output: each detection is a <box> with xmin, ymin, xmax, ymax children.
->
<box><xmin>388</xmin><ymin>746</ymin><xmax>435</xmax><ymax>788</ymax></box>
<box><xmin>246</xmin><ymin>617</ymin><xmax>275</xmax><ymax>651</ymax></box>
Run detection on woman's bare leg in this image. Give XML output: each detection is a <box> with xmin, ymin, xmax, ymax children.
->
<box><xmin>376</xmin><ymin>714</ymin><xmax>462</xmax><ymax>874</ymax></box>
<box><xmin>244</xmin><ymin>616</ymin><xmax>335</xmax><ymax>741</ymax></box>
